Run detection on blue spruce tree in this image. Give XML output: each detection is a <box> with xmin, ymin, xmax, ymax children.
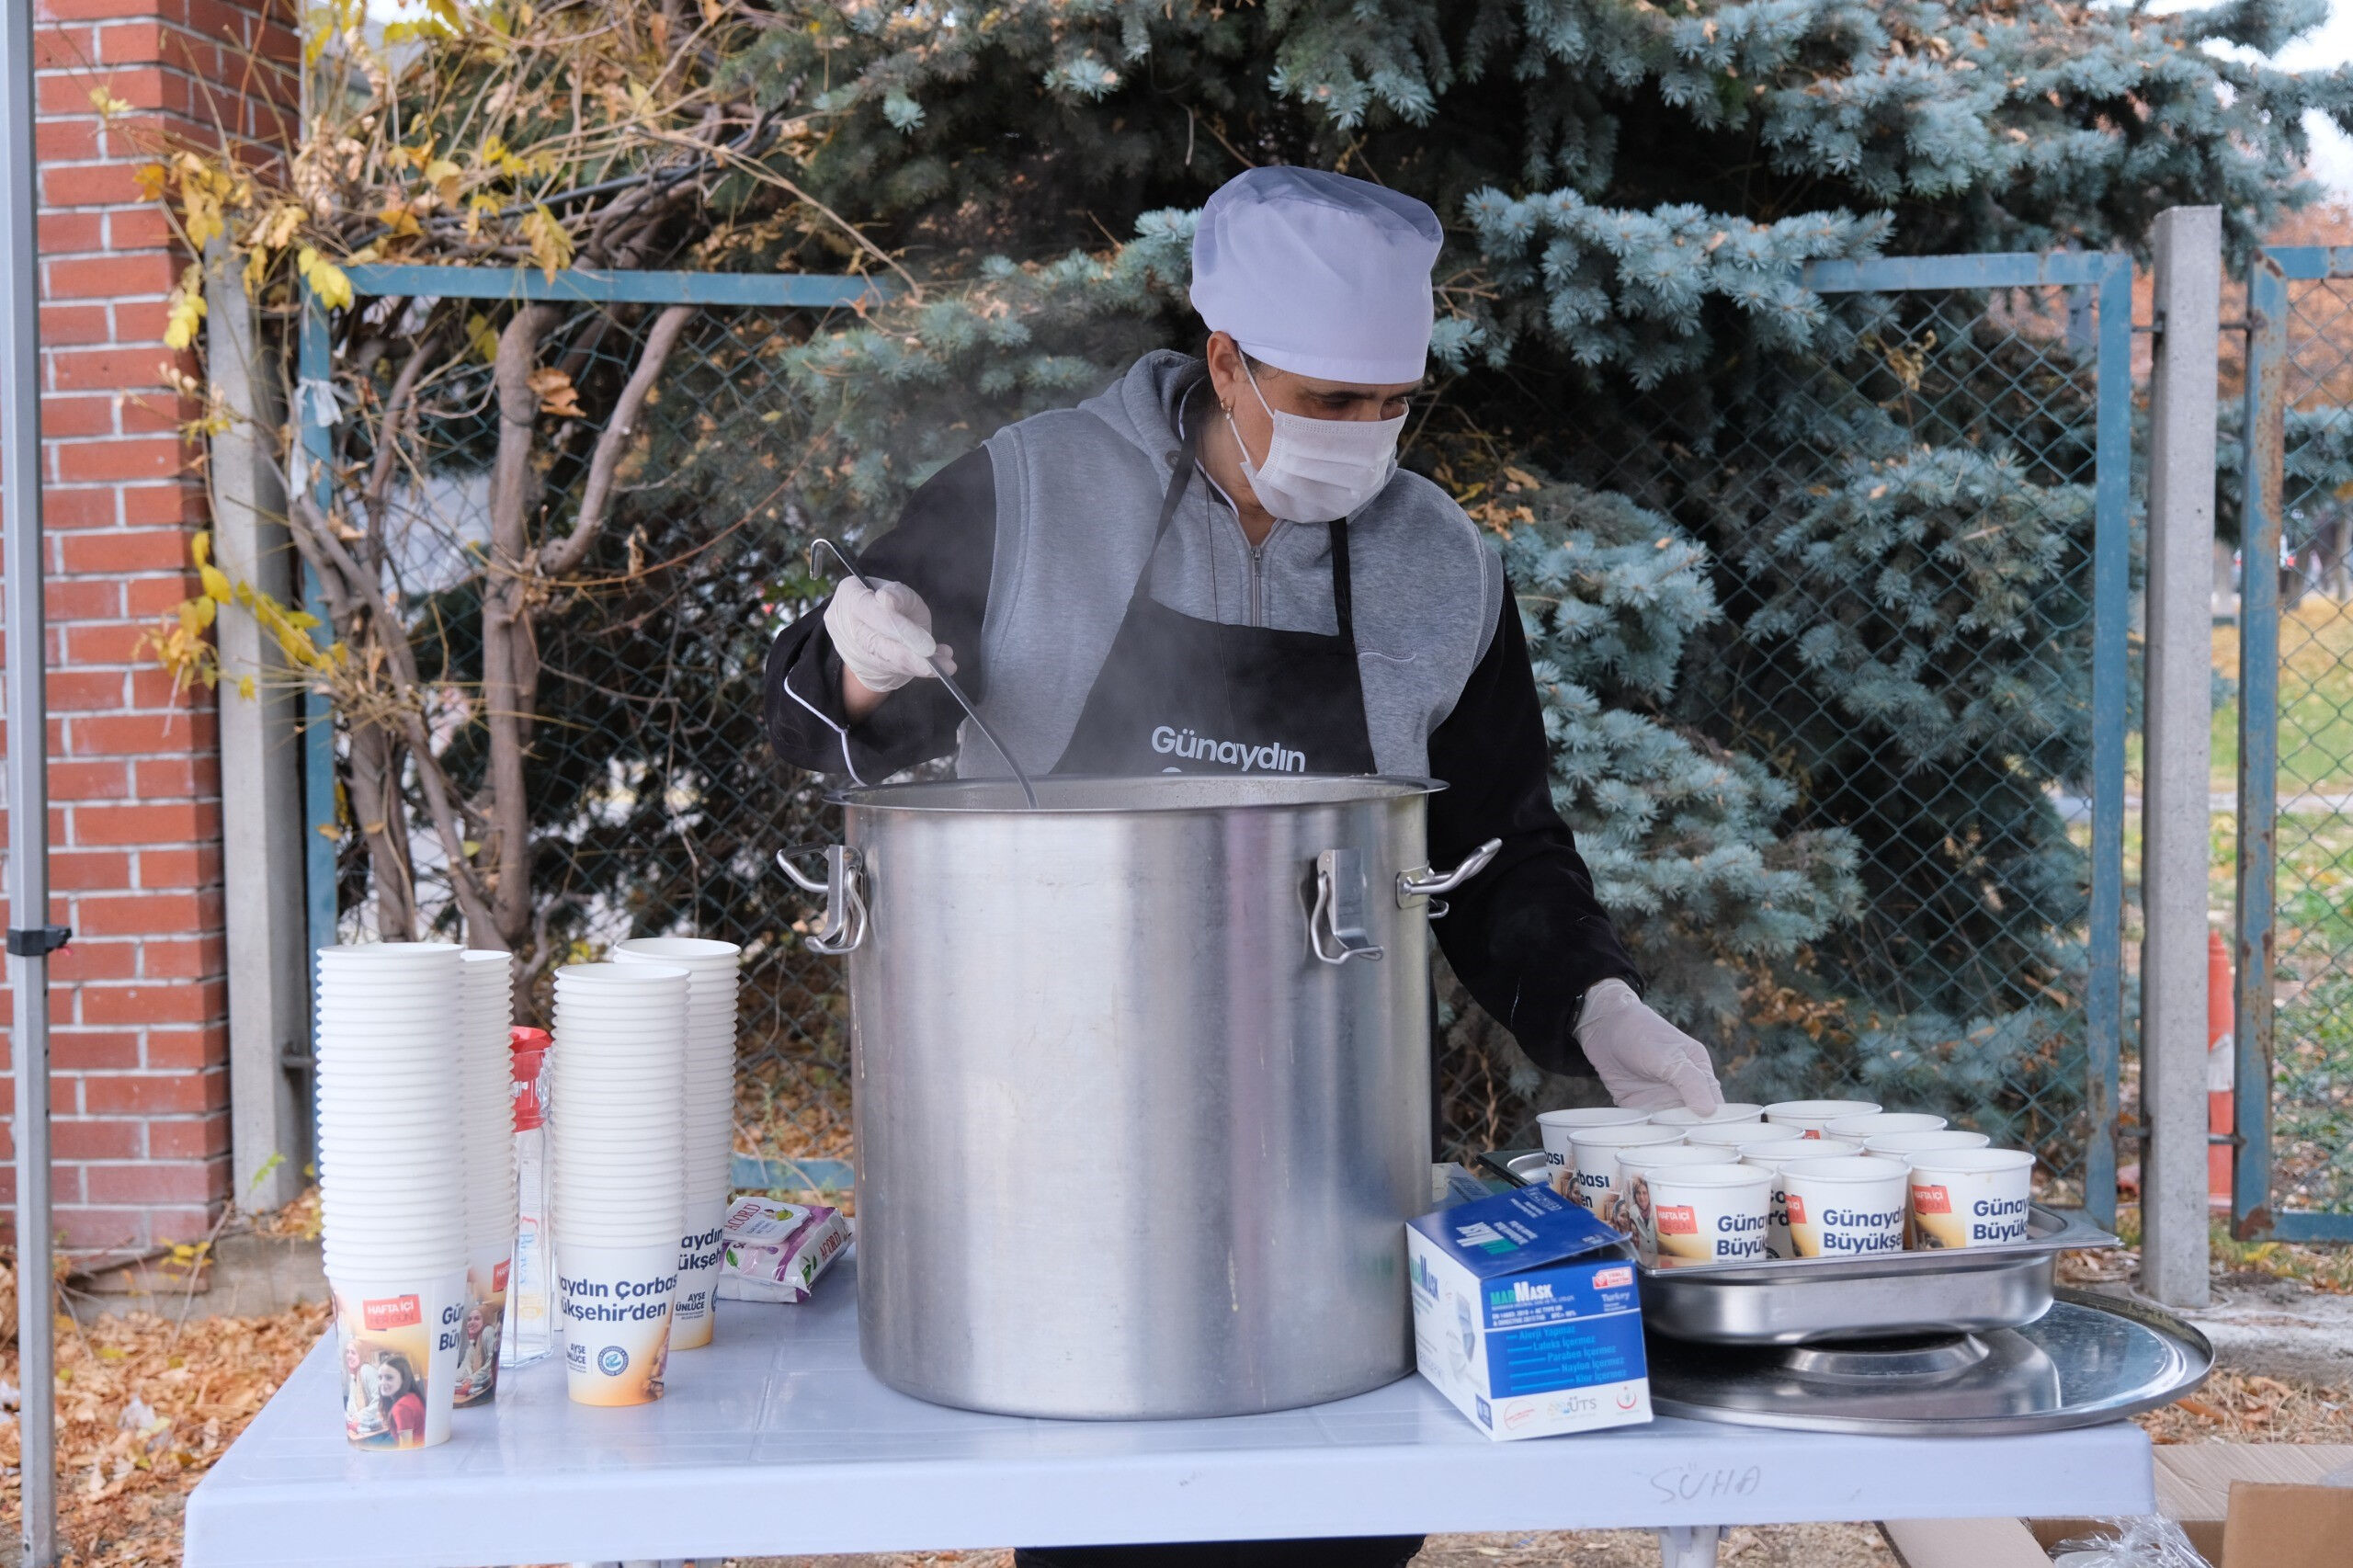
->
<box><xmin>429</xmin><ymin>0</ymin><xmax>2350</xmax><ymax>1156</ymax></box>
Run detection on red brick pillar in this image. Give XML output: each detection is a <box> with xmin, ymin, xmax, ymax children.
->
<box><xmin>2</xmin><ymin>0</ymin><xmax>295</xmax><ymax>1255</ymax></box>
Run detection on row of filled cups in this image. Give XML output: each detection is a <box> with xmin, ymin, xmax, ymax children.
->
<box><xmin>1536</xmin><ymin>1098</ymin><xmax>2035</xmax><ymax>1266</ymax></box>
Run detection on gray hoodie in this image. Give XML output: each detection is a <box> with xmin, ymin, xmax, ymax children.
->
<box><xmin>966</xmin><ymin>350</ymin><xmax>1502</xmax><ymax>778</ymax></box>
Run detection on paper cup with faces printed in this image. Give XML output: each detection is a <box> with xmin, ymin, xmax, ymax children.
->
<box><xmin>1738</xmin><ymin>1140</ymin><xmax>1860</xmax><ymax>1258</ymax></box>
<box><xmin>1824</xmin><ymin>1111</ymin><xmax>1947</xmax><ymax>1142</ymax></box>
<box><xmin>1649</xmin><ymin>1103</ymin><xmax>1765</xmax><ymax>1131</ymax></box>
<box><xmin>1764</xmin><ymin>1099</ymin><xmax>1883</xmax><ymax>1139</ymax></box>
<box><xmin>1641</xmin><ymin>1163</ymin><xmax>1774</xmax><ymax>1267</ymax></box>
<box><xmin>452</xmin><ymin>1241</ymin><xmax>509</xmax><ymax>1409</ymax></box>
<box><xmin>1779</xmin><ymin>1154</ymin><xmax>1910</xmax><ymax>1259</ymax></box>
<box><xmin>558</xmin><ymin>1241</ymin><xmax>678</xmax><ymax>1406</ymax></box>
<box><xmin>1566</xmin><ymin>1123</ymin><xmax>1685</xmax><ymax>1229</ymax></box>
<box><xmin>329</xmin><ymin>1266</ymin><xmax>467</xmax><ymax>1449</ymax></box>
<box><xmin>1907</xmin><ymin>1148</ymin><xmax>2037</xmax><ymax>1249</ymax></box>
<box><xmin>1610</xmin><ymin>1145</ymin><xmax>1742</xmax><ymax>1255</ymax></box>
<box><xmin>1536</xmin><ymin>1107</ymin><xmax>1652</xmax><ymax>1174</ymax></box>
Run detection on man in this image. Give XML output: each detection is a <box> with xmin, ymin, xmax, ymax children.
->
<box><xmin>766</xmin><ymin>166</ymin><xmax>1721</xmax><ymax>1565</ymax></box>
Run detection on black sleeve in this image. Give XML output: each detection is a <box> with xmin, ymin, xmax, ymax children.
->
<box><xmin>1427</xmin><ymin>574</ymin><xmax>1643</xmax><ymax>1079</ymax></box>
<box><xmin>763</xmin><ymin>448</ymin><xmax>997</xmax><ymax>780</ymax></box>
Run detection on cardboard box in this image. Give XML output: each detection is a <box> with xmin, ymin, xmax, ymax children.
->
<box><xmin>1405</xmin><ymin>1183</ymin><xmax>1650</xmax><ymax>1441</ymax></box>
<box><xmin>2222</xmin><ymin>1480</ymin><xmax>2353</xmax><ymax>1567</ymax></box>
<box><xmin>2029</xmin><ymin>1444</ymin><xmax>2353</xmax><ymax>1564</ymax></box>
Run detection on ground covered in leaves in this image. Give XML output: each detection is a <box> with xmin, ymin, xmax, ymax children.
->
<box><xmin>0</xmin><ymin>1267</ymin><xmax>331</xmax><ymax>1568</ymax></box>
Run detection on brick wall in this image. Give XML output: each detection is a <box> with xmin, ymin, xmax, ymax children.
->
<box><xmin>0</xmin><ymin>0</ymin><xmax>293</xmax><ymax>1255</ymax></box>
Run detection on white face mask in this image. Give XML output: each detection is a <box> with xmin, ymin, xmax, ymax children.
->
<box><xmin>1229</xmin><ymin>361</ymin><xmax>1404</xmax><ymax>524</ymax></box>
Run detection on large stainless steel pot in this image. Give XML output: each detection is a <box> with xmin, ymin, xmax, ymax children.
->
<box><xmin>779</xmin><ymin>775</ymin><xmax>1496</xmax><ymax>1420</ymax></box>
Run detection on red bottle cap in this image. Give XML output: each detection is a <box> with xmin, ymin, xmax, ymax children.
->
<box><xmin>509</xmin><ymin>1026</ymin><xmax>551</xmax><ymax>1131</ymax></box>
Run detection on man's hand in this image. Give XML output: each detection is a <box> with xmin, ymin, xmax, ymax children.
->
<box><xmin>1573</xmin><ymin>978</ymin><xmax>1724</xmax><ymax>1115</ymax></box>
<box><xmin>824</xmin><ymin>577</ymin><xmax>956</xmax><ymax>717</ymax></box>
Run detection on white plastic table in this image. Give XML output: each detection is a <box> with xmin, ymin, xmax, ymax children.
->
<box><xmin>185</xmin><ymin>1257</ymin><xmax>2154</xmax><ymax>1568</ymax></box>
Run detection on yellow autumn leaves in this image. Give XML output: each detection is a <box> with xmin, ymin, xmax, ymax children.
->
<box><xmin>145</xmin><ymin>532</ymin><xmax>339</xmax><ymax>701</ymax></box>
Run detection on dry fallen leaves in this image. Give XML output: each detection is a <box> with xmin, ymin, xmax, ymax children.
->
<box><xmin>2138</xmin><ymin>1366</ymin><xmax>2353</xmax><ymax>1445</ymax></box>
<box><xmin>0</xmin><ymin>1278</ymin><xmax>331</xmax><ymax>1568</ymax></box>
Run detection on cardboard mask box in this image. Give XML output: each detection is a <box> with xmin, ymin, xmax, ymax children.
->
<box><xmin>1405</xmin><ymin>1182</ymin><xmax>1651</xmax><ymax>1441</ymax></box>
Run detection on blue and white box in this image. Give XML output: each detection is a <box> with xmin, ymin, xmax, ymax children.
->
<box><xmin>1406</xmin><ymin>1182</ymin><xmax>1651</xmax><ymax>1441</ymax></box>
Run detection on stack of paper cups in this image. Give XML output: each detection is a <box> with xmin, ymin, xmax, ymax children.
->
<box><xmin>456</xmin><ymin>949</ymin><xmax>516</xmax><ymax>1406</ymax></box>
<box><xmin>610</xmin><ymin>937</ymin><xmax>740</xmax><ymax>1350</ymax></box>
<box><xmin>315</xmin><ymin>942</ymin><xmax>466</xmax><ymax>1450</ymax></box>
<box><xmin>551</xmin><ymin>961</ymin><xmax>688</xmax><ymax>1405</ymax></box>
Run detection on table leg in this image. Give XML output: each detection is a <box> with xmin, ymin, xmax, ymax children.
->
<box><xmin>1654</xmin><ymin>1525</ymin><xmax>1724</xmax><ymax>1568</ymax></box>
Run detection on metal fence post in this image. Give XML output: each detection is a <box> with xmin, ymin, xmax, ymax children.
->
<box><xmin>2088</xmin><ymin>249</ymin><xmax>2135</xmax><ymax>1229</ymax></box>
<box><xmin>2141</xmin><ymin>208</ymin><xmax>2221</xmax><ymax>1306</ymax></box>
<box><xmin>1</xmin><ymin>0</ymin><xmax>60</xmax><ymax>1552</ymax></box>
<box><xmin>2234</xmin><ymin>254</ymin><xmax>2287</xmax><ymax>1240</ymax></box>
<box><xmin>297</xmin><ymin>291</ymin><xmax>338</xmax><ymax>988</ymax></box>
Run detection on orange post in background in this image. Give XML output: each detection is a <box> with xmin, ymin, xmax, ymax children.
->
<box><xmin>2209</xmin><ymin>928</ymin><xmax>2234</xmax><ymax>1209</ymax></box>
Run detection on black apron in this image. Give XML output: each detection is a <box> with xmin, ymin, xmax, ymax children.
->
<box><xmin>1052</xmin><ymin>440</ymin><xmax>1378</xmax><ymax>778</ymax></box>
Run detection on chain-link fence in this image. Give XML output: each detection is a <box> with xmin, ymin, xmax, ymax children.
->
<box><xmin>310</xmin><ymin>285</ymin><xmax>858</xmax><ymax>1175</ymax></box>
<box><xmin>1447</xmin><ymin>256</ymin><xmax>2131</xmax><ymax>1204</ymax></box>
<box><xmin>2238</xmin><ymin>248</ymin><xmax>2353</xmax><ymax>1234</ymax></box>
<box><xmin>308</xmin><ymin>257</ymin><xmax>2128</xmax><ymax>1208</ymax></box>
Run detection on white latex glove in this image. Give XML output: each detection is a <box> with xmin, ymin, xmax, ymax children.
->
<box><xmin>1574</xmin><ymin>979</ymin><xmax>1724</xmax><ymax>1115</ymax></box>
<box><xmin>823</xmin><ymin>576</ymin><xmax>955</xmax><ymax>694</ymax></box>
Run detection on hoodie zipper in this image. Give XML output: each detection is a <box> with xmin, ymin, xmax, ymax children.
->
<box><xmin>1236</xmin><ymin>518</ymin><xmax>1286</xmax><ymax>628</ymax></box>
<box><xmin>1196</xmin><ymin>461</ymin><xmax>1281</xmax><ymax>627</ymax></box>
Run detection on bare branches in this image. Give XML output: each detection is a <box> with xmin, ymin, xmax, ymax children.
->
<box><xmin>542</xmin><ymin>303</ymin><xmax>691</xmax><ymax>579</ymax></box>
<box><xmin>290</xmin><ymin>487</ymin><xmax>501</xmax><ymax>942</ymax></box>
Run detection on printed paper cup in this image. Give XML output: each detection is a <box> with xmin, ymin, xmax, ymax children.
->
<box><xmin>1642</xmin><ymin>1163</ymin><xmax>1774</xmax><ymax>1267</ymax></box>
<box><xmin>1780</xmin><ymin>1154</ymin><xmax>1910</xmax><ymax>1259</ymax></box>
<box><xmin>1566</xmin><ymin>1124</ymin><xmax>1684</xmax><ymax>1225</ymax></box>
<box><xmin>1824</xmin><ymin>1111</ymin><xmax>1948</xmax><ymax>1142</ymax></box>
<box><xmin>1764</xmin><ymin>1099</ymin><xmax>1882</xmax><ymax>1138</ymax></box>
<box><xmin>558</xmin><ymin>1241</ymin><xmax>678</xmax><ymax>1406</ymax></box>
<box><xmin>1908</xmin><ymin>1148</ymin><xmax>2036</xmax><ymax>1249</ymax></box>
<box><xmin>453</xmin><ymin>1241</ymin><xmax>510</xmax><ymax>1408</ymax></box>
<box><xmin>1863</xmin><ymin>1129</ymin><xmax>1992</xmax><ymax>1158</ymax></box>
<box><xmin>1738</xmin><ymin>1140</ymin><xmax>1860</xmax><ymax>1257</ymax></box>
<box><xmin>1649</xmin><ymin>1103</ymin><xmax>1765</xmax><ymax>1130</ymax></box>
<box><xmin>1613</xmin><ymin>1145</ymin><xmax>1743</xmax><ymax>1255</ymax></box>
<box><xmin>328</xmin><ymin>1266</ymin><xmax>467</xmax><ymax>1449</ymax></box>
<box><xmin>667</xmin><ymin>1196</ymin><xmax>728</xmax><ymax>1351</ymax></box>
<box><xmin>1684</xmin><ymin>1120</ymin><xmax>1806</xmax><ymax>1153</ymax></box>
<box><xmin>1536</xmin><ymin>1108</ymin><xmax>1652</xmax><ymax>1168</ymax></box>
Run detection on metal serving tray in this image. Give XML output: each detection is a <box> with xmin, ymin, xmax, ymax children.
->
<box><xmin>1644</xmin><ymin>1289</ymin><xmax>2213</xmax><ymax>1436</ymax></box>
<box><xmin>1482</xmin><ymin>1149</ymin><xmax>2120</xmax><ymax>1346</ymax></box>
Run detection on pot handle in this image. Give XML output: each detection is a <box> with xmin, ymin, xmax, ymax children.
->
<box><xmin>1396</xmin><ymin>837</ymin><xmax>1503</xmax><ymax>917</ymax></box>
<box><xmin>1309</xmin><ymin>849</ymin><xmax>1386</xmax><ymax>965</ymax></box>
<box><xmin>776</xmin><ymin>845</ymin><xmax>868</xmax><ymax>956</ymax></box>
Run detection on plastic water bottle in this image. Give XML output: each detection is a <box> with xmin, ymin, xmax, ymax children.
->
<box><xmin>500</xmin><ymin>1027</ymin><xmax>555</xmax><ymax>1369</ymax></box>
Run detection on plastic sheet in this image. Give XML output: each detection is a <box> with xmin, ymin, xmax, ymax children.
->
<box><xmin>2050</xmin><ymin>1515</ymin><xmax>2211</xmax><ymax>1567</ymax></box>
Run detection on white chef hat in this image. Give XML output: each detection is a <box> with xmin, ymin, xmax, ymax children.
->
<box><xmin>1190</xmin><ymin>166</ymin><xmax>1443</xmax><ymax>385</ymax></box>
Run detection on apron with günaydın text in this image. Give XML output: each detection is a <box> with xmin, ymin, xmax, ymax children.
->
<box><xmin>1052</xmin><ymin>438</ymin><xmax>1377</xmax><ymax>778</ymax></box>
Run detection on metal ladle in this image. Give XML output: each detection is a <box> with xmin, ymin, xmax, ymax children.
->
<box><xmin>808</xmin><ymin>538</ymin><xmax>1039</xmax><ymax>808</ymax></box>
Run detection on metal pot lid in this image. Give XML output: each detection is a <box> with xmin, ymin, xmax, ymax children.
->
<box><xmin>1646</xmin><ymin>1290</ymin><xmax>2212</xmax><ymax>1437</ymax></box>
